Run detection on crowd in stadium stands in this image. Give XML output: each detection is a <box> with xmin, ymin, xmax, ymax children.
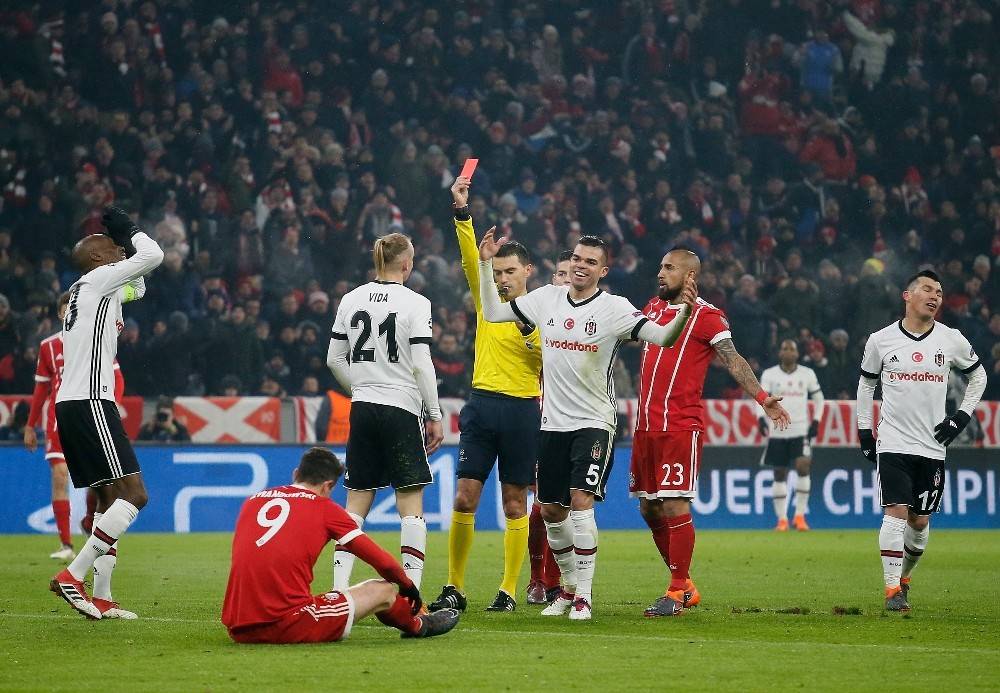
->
<box><xmin>0</xmin><ymin>0</ymin><xmax>998</xmax><ymax>408</ymax></box>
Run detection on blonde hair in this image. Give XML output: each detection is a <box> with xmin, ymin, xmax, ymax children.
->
<box><xmin>373</xmin><ymin>233</ymin><xmax>412</xmax><ymax>277</ymax></box>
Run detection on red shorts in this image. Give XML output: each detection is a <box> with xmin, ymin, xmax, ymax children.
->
<box><xmin>45</xmin><ymin>421</ymin><xmax>64</xmax><ymax>464</ymax></box>
<box><xmin>629</xmin><ymin>430</ymin><xmax>703</xmax><ymax>499</ymax></box>
<box><xmin>228</xmin><ymin>591</ymin><xmax>356</xmax><ymax>644</ymax></box>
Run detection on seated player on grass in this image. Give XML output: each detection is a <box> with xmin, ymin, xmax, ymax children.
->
<box><xmin>222</xmin><ymin>447</ymin><xmax>460</xmax><ymax>643</ymax></box>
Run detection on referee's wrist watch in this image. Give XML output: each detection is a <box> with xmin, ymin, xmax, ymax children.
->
<box><xmin>453</xmin><ymin>204</ymin><xmax>471</xmax><ymax>221</ymax></box>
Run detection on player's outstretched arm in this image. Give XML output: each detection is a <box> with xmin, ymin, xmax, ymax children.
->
<box><xmin>326</xmin><ymin>337</ymin><xmax>352</xmax><ymax>395</ymax></box>
<box><xmin>714</xmin><ymin>338</ymin><xmax>791</xmax><ymax>429</ymax></box>
<box><xmin>478</xmin><ymin>258</ymin><xmax>519</xmax><ymax>323</ymax></box>
<box><xmin>636</xmin><ymin>305</ymin><xmax>691</xmax><ymax>347</ymax></box>
<box><xmin>636</xmin><ymin>275</ymin><xmax>696</xmax><ymax>347</ymax></box>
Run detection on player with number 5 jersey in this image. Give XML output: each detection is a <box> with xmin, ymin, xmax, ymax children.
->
<box><xmin>326</xmin><ymin>232</ymin><xmax>444</xmax><ymax>599</ymax></box>
<box><xmin>856</xmin><ymin>270</ymin><xmax>987</xmax><ymax>613</ymax></box>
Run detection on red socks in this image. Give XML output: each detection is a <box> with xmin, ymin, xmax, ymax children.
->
<box><xmin>376</xmin><ymin>594</ymin><xmax>422</xmax><ymax>635</ymax></box>
<box><xmin>528</xmin><ymin>502</ymin><xmax>546</xmax><ymax>583</ymax></box>
<box><xmin>666</xmin><ymin>513</ymin><xmax>695</xmax><ymax>591</ymax></box>
<box><xmin>542</xmin><ymin>545</ymin><xmax>560</xmax><ymax>590</ymax></box>
<box><xmin>644</xmin><ymin>514</ymin><xmax>671</xmax><ymax>567</ymax></box>
<box><xmin>52</xmin><ymin>499</ymin><xmax>71</xmax><ymax>547</ymax></box>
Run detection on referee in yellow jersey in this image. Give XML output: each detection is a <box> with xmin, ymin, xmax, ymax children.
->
<box><xmin>428</xmin><ymin>176</ymin><xmax>543</xmax><ymax>613</ymax></box>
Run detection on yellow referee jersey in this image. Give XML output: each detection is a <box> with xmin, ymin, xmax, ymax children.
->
<box><xmin>456</xmin><ymin>217</ymin><xmax>542</xmax><ymax>398</ymax></box>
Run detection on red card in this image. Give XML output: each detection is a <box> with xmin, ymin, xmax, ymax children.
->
<box><xmin>460</xmin><ymin>158</ymin><xmax>479</xmax><ymax>179</ymax></box>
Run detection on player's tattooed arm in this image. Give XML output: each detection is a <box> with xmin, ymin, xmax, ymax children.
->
<box><xmin>712</xmin><ymin>339</ymin><xmax>760</xmax><ymax>393</ymax></box>
<box><xmin>714</xmin><ymin>338</ymin><xmax>792</xmax><ymax>429</ymax></box>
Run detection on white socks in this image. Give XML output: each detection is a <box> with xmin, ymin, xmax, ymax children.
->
<box><xmin>879</xmin><ymin>515</ymin><xmax>906</xmax><ymax>588</ymax></box>
<box><xmin>89</xmin><ymin>511</ymin><xmax>118</xmax><ymax>601</ymax></box>
<box><xmin>67</xmin><ymin>500</ymin><xmax>138</xmax><ymax>581</ymax></box>
<box><xmin>794</xmin><ymin>476</ymin><xmax>811</xmax><ymax>517</ymax></box>
<box><xmin>902</xmin><ymin>524</ymin><xmax>929</xmax><ymax>579</ymax></box>
<box><xmin>772</xmin><ymin>481</ymin><xmax>788</xmax><ymax>521</ymax></box>
<box><xmin>333</xmin><ymin>511</ymin><xmax>364</xmax><ymax>591</ymax></box>
<box><xmin>544</xmin><ymin>517</ymin><xmax>577</xmax><ymax>592</ymax></box>
<box><xmin>571</xmin><ymin>509</ymin><xmax>598</xmax><ymax>603</ymax></box>
<box><xmin>400</xmin><ymin>516</ymin><xmax>427</xmax><ymax>589</ymax></box>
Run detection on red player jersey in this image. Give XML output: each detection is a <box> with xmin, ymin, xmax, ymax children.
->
<box><xmin>222</xmin><ymin>485</ymin><xmax>411</xmax><ymax>630</ymax></box>
<box><xmin>28</xmin><ymin>334</ymin><xmax>123</xmax><ymax>430</ymax></box>
<box><xmin>636</xmin><ymin>297</ymin><xmax>731</xmax><ymax>432</ymax></box>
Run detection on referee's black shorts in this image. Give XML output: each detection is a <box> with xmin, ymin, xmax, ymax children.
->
<box><xmin>55</xmin><ymin>399</ymin><xmax>141</xmax><ymax>488</ymax></box>
<box><xmin>457</xmin><ymin>389</ymin><xmax>540</xmax><ymax>487</ymax></box>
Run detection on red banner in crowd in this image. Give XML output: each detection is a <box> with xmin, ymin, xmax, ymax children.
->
<box><xmin>1</xmin><ymin>395</ymin><xmax>144</xmax><ymax>440</ymax></box>
<box><xmin>173</xmin><ymin>397</ymin><xmax>281</xmax><ymax>443</ymax></box>
<box><xmin>295</xmin><ymin>397</ymin><xmax>1000</xmax><ymax>448</ymax></box>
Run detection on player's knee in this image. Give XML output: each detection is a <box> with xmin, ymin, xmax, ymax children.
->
<box><xmin>453</xmin><ymin>487</ymin><xmax>481</xmax><ymax>513</ymax></box>
<box><xmin>638</xmin><ymin>500</ymin><xmax>662</xmax><ymax>522</ymax></box>
<box><xmin>538</xmin><ymin>503</ymin><xmax>565</xmax><ymax>524</ymax></box>
<box><xmin>51</xmin><ymin>464</ymin><xmax>69</xmax><ymax>484</ymax></box>
<box><xmin>501</xmin><ymin>495</ymin><xmax>527</xmax><ymax>519</ymax></box>
<box><xmin>908</xmin><ymin>514</ymin><xmax>930</xmax><ymax>531</ymax></box>
<box><xmin>662</xmin><ymin>498</ymin><xmax>690</xmax><ymax>518</ymax></box>
<box><xmin>773</xmin><ymin>468</ymin><xmax>789</xmax><ymax>482</ymax></box>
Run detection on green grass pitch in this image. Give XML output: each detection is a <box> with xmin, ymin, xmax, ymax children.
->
<box><xmin>1</xmin><ymin>530</ymin><xmax>998</xmax><ymax>692</ymax></box>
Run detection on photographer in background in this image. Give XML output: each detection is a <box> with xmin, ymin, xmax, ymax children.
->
<box><xmin>138</xmin><ymin>396</ymin><xmax>191</xmax><ymax>442</ymax></box>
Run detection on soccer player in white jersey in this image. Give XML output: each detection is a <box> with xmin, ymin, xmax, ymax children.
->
<box><xmin>477</xmin><ymin>230</ymin><xmax>695</xmax><ymax>620</ymax></box>
<box><xmin>856</xmin><ymin>269</ymin><xmax>987</xmax><ymax>612</ymax></box>
<box><xmin>759</xmin><ymin>339</ymin><xmax>824</xmax><ymax>531</ymax></box>
<box><xmin>327</xmin><ymin>233</ymin><xmax>444</xmax><ymax>598</ymax></box>
<box><xmin>50</xmin><ymin>207</ymin><xmax>163</xmax><ymax>620</ymax></box>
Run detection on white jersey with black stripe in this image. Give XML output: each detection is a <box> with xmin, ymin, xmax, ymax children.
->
<box><xmin>330</xmin><ymin>280</ymin><xmax>434</xmax><ymax>417</ymax></box>
<box><xmin>57</xmin><ymin>232</ymin><xmax>163</xmax><ymax>403</ymax></box>
<box><xmin>509</xmin><ymin>284</ymin><xmax>646</xmax><ymax>433</ymax></box>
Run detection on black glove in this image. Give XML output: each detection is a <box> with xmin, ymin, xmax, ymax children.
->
<box><xmin>101</xmin><ymin>206</ymin><xmax>139</xmax><ymax>255</ymax></box>
<box><xmin>808</xmin><ymin>420</ymin><xmax>819</xmax><ymax>440</ymax></box>
<box><xmin>933</xmin><ymin>411</ymin><xmax>971</xmax><ymax>446</ymax></box>
<box><xmin>758</xmin><ymin>417</ymin><xmax>769</xmax><ymax>437</ymax></box>
<box><xmin>398</xmin><ymin>582</ymin><xmax>422</xmax><ymax>615</ymax></box>
<box><xmin>858</xmin><ymin>429</ymin><xmax>876</xmax><ymax>463</ymax></box>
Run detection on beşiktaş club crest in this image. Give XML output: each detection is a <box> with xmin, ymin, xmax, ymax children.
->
<box><xmin>591</xmin><ymin>440</ymin><xmax>602</xmax><ymax>460</ymax></box>
<box><xmin>933</xmin><ymin>468</ymin><xmax>942</xmax><ymax>488</ymax></box>
<box><xmin>934</xmin><ymin>350</ymin><xmax>945</xmax><ymax>367</ymax></box>
<box><xmin>585</xmin><ymin>319</ymin><xmax>597</xmax><ymax>336</ymax></box>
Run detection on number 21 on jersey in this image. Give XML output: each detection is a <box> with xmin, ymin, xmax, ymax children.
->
<box><xmin>350</xmin><ymin>310</ymin><xmax>399</xmax><ymax>363</ymax></box>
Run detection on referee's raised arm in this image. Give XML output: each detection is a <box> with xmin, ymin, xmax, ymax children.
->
<box><xmin>451</xmin><ymin>176</ymin><xmax>482</xmax><ymax>306</ymax></box>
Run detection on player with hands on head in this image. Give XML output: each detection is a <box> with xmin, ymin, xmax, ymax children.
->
<box><xmin>223</xmin><ymin>447</ymin><xmax>460</xmax><ymax>644</ymax></box>
<box><xmin>629</xmin><ymin>249</ymin><xmax>790</xmax><ymax>618</ymax></box>
<box><xmin>477</xmin><ymin>228</ymin><xmax>695</xmax><ymax>621</ymax></box>
<box><xmin>49</xmin><ymin>206</ymin><xmax>162</xmax><ymax>620</ymax></box>
<box><xmin>857</xmin><ymin>269</ymin><xmax>986</xmax><ymax>612</ymax></box>
<box><xmin>429</xmin><ymin>176</ymin><xmax>544</xmax><ymax>614</ymax></box>
<box><xmin>327</xmin><ymin>232</ymin><xmax>443</xmax><ymax>598</ymax></box>
<box><xmin>25</xmin><ymin>291</ymin><xmax>126</xmax><ymax>560</ymax></box>
<box><xmin>758</xmin><ymin>339</ymin><xmax>825</xmax><ymax>531</ymax></box>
